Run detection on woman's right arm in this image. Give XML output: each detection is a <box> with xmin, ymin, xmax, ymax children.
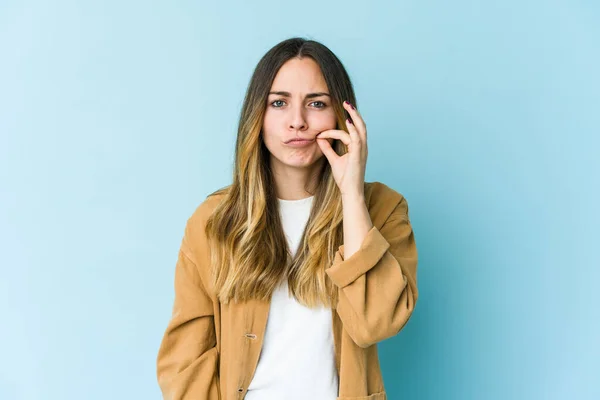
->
<box><xmin>156</xmin><ymin>224</ymin><xmax>220</xmax><ymax>399</ymax></box>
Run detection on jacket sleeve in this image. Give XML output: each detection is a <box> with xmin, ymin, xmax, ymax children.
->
<box><xmin>325</xmin><ymin>195</ymin><xmax>418</xmax><ymax>348</ymax></box>
<box><xmin>156</xmin><ymin>224</ymin><xmax>220</xmax><ymax>399</ymax></box>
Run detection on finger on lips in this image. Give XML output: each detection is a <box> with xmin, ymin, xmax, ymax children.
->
<box><xmin>317</xmin><ymin>130</ymin><xmax>351</xmax><ymax>145</ymax></box>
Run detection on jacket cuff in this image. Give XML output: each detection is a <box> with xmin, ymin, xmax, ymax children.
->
<box><xmin>325</xmin><ymin>226</ymin><xmax>390</xmax><ymax>288</ymax></box>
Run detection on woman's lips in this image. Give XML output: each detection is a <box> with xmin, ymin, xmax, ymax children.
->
<box><xmin>284</xmin><ymin>139</ymin><xmax>315</xmax><ymax>147</ymax></box>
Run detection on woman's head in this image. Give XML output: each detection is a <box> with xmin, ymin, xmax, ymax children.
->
<box><xmin>263</xmin><ymin>56</ymin><xmax>335</xmax><ymax>172</ymax></box>
<box><xmin>238</xmin><ymin>37</ymin><xmax>357</xmax><ymax>192</ymax></box>
<box><xmin>206</xmin><ymin>38</ymin><xmax>357</xmax><ymax>307</ymax></box>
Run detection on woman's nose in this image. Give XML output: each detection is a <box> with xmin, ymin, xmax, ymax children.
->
<box><xmin>289</xmin><ymin>108</ymin><xmax>307</xmax><ymax>130</ymax></box>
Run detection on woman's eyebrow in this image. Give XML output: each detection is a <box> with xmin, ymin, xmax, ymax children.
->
<box><xmin>268</xmin><ymin>91</ymin><xmax>331</xmax><ymax>99</ymax></box>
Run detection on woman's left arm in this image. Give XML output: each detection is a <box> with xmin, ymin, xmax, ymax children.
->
<box><xmin>317</xmin><ymin>100</ymin><xmax>418</xmax><ymax>348</ymax></box>
<box><xmin>326</xmin><ymin>194</ymin><xmax>418</xmax><ymax>348</ymax></box>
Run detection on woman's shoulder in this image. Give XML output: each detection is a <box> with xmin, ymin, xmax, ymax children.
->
<box><xmin>364</xmin><ymin>181</ymin><xmax>408</xmax><ymax>225</ymax></box>
<box><xmin>365</xmin><ymin>181</ymin><xmax>404</xmax><ymax>205</ymax></box>
<box><xmin>184</xmin><ymin>185</ymin><xmax>231</xmax><ymax>239</ymax></box>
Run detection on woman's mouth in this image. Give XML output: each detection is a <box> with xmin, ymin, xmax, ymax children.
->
<box><xmin>284</xmin><ymin>139</ymin><xmax>315</xmax><ymax>147</ymax></box>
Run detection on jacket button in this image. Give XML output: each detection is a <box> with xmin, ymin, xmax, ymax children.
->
<box><xmin>244</xmin><ymin>333</ymin><xmax>257</xmax><ymax>340</ymax></box>
<box><xmin>238</xmin><ymin>387</ymin><xmax>244</xmax><ymax>392</ymax></box>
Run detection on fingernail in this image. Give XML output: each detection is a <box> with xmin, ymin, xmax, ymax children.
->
<box><xmin>347</xmin><ymin>118</ymin><xmax>353</xmax><ymax>124</ymax></box>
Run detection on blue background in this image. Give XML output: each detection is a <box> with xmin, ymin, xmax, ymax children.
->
<box><xmin>1</xmin><ymin>1</ymin><xmax>598</xmax><ymax>399</ymax></box>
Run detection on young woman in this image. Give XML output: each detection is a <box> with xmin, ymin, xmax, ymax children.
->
<box><xmin>156</xmin><ymin>37</ymin><xmax>419</xmax><ymax>400</ymax></box>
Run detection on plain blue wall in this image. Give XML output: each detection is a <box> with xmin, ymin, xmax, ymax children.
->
<box><xmin>1</xmin><ymin>1</ymin><xmax>598</xmax><ymax>399</ymax></box>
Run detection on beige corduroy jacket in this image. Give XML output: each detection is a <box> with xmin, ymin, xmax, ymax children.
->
<box><xmin>156</xmin><ymin>181</ymin><xmax>419</xmax><ymax>400</ymax></box>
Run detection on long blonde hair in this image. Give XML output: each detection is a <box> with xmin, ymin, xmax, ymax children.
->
<box><xmin>205</xmin><ymin>37</ymin><xmax>358</xmax><ymax>308</ymax></box>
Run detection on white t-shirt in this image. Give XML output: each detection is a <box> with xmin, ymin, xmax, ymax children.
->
<box><xmin>245</xmin><ymin>195</ymin><xmax>339</xmax><ymax>399</ymax></box>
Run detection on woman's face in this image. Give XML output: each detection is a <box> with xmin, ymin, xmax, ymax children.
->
<box><xmin>262</xmin><ymin>57</ymin><xmax>336</xmax><ymax>170</ymax></box>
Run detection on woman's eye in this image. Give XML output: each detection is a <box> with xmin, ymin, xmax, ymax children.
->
<box><xmin>270</xmin><ymin>100</ymin><xmax>327</xmax><ymax>108</ymax></box>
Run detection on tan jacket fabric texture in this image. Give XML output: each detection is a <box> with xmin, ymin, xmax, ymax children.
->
<box><xmin>156</xmin><ymin>181</ymin><xmax>419</xmax><ymax>400</ymax></box>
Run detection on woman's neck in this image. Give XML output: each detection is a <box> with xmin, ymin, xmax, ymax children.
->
<box><xmin>270</xmin><ymin>158</ymin><xmax>324</xmax><ymax>200</ymax></box>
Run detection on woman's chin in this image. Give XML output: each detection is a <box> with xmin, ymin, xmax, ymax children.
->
<box><xmin>286</xmin><ymin>154</ymin><xmax>326</xmax><ymax>169</ymax></box>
